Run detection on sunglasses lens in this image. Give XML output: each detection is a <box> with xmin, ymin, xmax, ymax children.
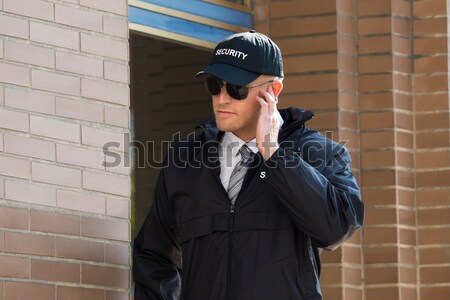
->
<box><xmin>204</xmin><ymin>77</ymin><xmax>222</xmax><ymax>96</ymax></box>
<box><xmin>226</xmin><ymin>84</ymin><xmax>248</xmax><ymax>100</ymax></box>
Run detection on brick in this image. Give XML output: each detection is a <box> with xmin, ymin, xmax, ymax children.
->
<box><xmin>342</xmin><ymin>245</ymin><xmax>361</xmax><ymax>264</ymax></box>
<box><xmin>81</xmin><ymin>126</ymin><xmax>126</xmax><ymax>152</ymax></box>
<box><xmin>106</xmin><ymin>290</ymin><xmax>129</xmax><ymax>300</ymax></box>
<box><xmin>358</xmin><ymin>36</ymin><xmax>392</xmax><ymax>55</ymax></box>
<box><xmin>4</xmin><ymin>281</ymin><xmax>55</xmax><ymax>300</ymax></box>
<box><xmin>358</xmin><ymin>0</ymin><xmax>391</xmax><ymax>16</ymax></box>
<box><xmin>364</xmin><ymin>227</ymin><xmax>397</xmax><ymax>244</ymax></box>
<box><xmin>56</xmin><ymin>237</ymin><xmax>104</xmax><ymax>261</ymax></box>
<box><xmin>104</xmin><ymin>60</ymin><xmax>128</xmax><ymax>84</ymax></box>
<box><xmin>30</xmin><ymin>115</ymin><xmax>80</xmax><ymax>143</ymax></box>
<box><xmin>415</xmin><ymin>55</ymin><xmax>447</xmax><ymax>73</ymax></box>
<box><xmin>416</xmin><ymin>150</ymin><xmax>449</xmax><ymax>169</ymax></box>
<box><xmin>4</xmin><ymin>40</ymin><xmax>54</xmax><ymax>68</ymax></box>
<box><xmin>276</xmin><ymin>35</ymin><xmax>337</xmax><ymax>56</ymax></box>
<box><xmin>283</xmin><ymin>74</ymin><xmax>337</xmax><ymax>93</ymax></box>
<box><xmin>361</xmin><ymin>131</ymin><xmax>394</xmax><ymax>149</ymax></box>
<box><xmin>56</xmin><ymin>143</ymin><xmax>104</xmax><ymax>170</ymax></box>
<box><xmin>30</xmin><ymin>21</ymin><xmax>79</xmax><ymax>50</ymax></box>
<box><xmin>83</xmin><ymin>170</ymin><xmax>130</xmax><ymax>197</ymax></box>
<box><xmin>417</xmin><ymin>170</ymin><xmax>450</xmax><ymax>187</ymax></box>
<box><xmin>82</xmin><ymin>264</ymin><xmax>129</xmax><ymax>288</ymax></box>
<box><xmin>321</xmin><ymin>266</ymin><xmax>342</xmax><ymax>284</ymax></box>
<box><xmin>0</xmin><ymin>178</ymin><xmax>3</xmax><ymax>198</ymax></box>
<box><xmin>57</xmin><ymin>188</ymin><xmax>106</xmax><ymax>214</ymax></box>
<box><xmin>271</xmin><ymin>16</ymin><xmax>337</xmax><ymax>37</ymax></box>
<box><xmin>31</xmin><ymin>210</ymin><xmax>80</xmax><ymax>236</ymax></box>
<box><xmin>82</xmin><ymin>78</ymin><xmax>129</xmax><ymax>105</ymax></box>
<box><xmin>0</xmin><ymin>155</ymin><xmax>30</xmax><ymax>179</ymax></box>
<box><xmin>56</xmin><ymin>51</ymin><xmax>103</xmax><ymax>78</ymax></box>
<box><xmin>418</xmin><ymin>207</ymin><xmax>450</xmax><ymax>226</ymax></box>
<box><xmin>421</xmin><ymin>266</ymin><xmax>450</xmax><ymax>284</ymax></box>
<box><xmin>5</xmin><ymin>87</ymin><xmax>55</xmax><ymax>114</ymax></box>
<box><xmin>415</xmin><ymin>93</ymin><xmax>448</xmax><ymax>112</ymax></box>
<box><xmin>80</xmin><ymin>0</ymin><xmax>127</xmax><ymax>15</ymax></box>
<box><xmin>32</xmin><ymin>259</ymin><xmax>80</xmax><ymax>283</ymax></box>
<box><xmin>0</xmin><ymin>255</ymin><xmax>29</xmax><ymax>278</ymax></box>
<box><xmin>419</xmin><ymin>227</ymin><xmax>450</xmax><ymax>245</ymax></box>
<box><xmin>337</xmin><ymin>17</ymin><xmax>357</xmax><ymax>35</ymax></box>
<box><xmin>359</xmin><ymin>55</ymin><xmax>392</xmax><ymax>73</ymax></box>
<box><xmin>57</xmin><ymin>286</ymin><xmax>104</xmax><ymax>300</ymax></box>
<box><xmin>364</xmin><ymin>246</ymin><xmax>398</xmax><ymax>264</ymax></box>
<box><xmin>270</xmin><ymin>0</ymin><xmax>335</xmax><ymax>18</ymax></box>
<box><xmin>284</xmin><ymin>54</ymin><xmax>337</xmax><ymax>74</ymax></box>
<box><xmin>4</xmin><ymin>0</ymin><xmax>53</xmax><ymax>21</ymax></box>
<box><xmin>416</xmin><ymin>131</ymin><xmax>449</xmax><ymax>149</ymax></box>
<box><xmin>104</xmin><ymin>106</ymin><xmax>129</xmax><ymax>129</ymax></box>
<box><xmin>361</xmin><ymin>150</ymin><xmax>395</xmax><ymax>168</ymax></box>
<box><xmin>359</xmin><ymin>74</ymin><xmax>393</xmax><ymax>92</ymax></box>
<box><xmin>4</xmin><ymin>133</ymin><xmax>55</xmax><ymax>160</ymax></box>
<box><xmin>0</xmin><ymin>61</ymin><xmax>30</xmax><ymax>87</ymax></box>
<box><xmin>105</xmin><ymin>151</ymin><xmax>130</xmax><ymax>176</ymax></box>
<box><xmin>414</xmin><ymin>18</ymin><xmax>446</xmax><ymax>36</ymax></box>
<box><xmin>418</xmin><ymin>189</ymin><xmax>450</xmax><ymax>207</ymax></box>
<box><xmin>393</xmin><ymin>17</ymin><xmax>411</xmax><ymax>36</ymax></box>
<box><xmin>395</xmin><ymin>229</ymin><xmax>414</xmax><ymax>248</ymax></box>
<box><xmin>55</xmin><ymin>4</ymin><xmax>102</xmax><ymax>32</ymax></box>
<box><xmin>360</xmin><ymin>111</ymin><xmax>394</xmax><ymax>130</ymax></box>
<box><xmin>414</xmin><ymin>37</ymin><xmax>447</xmax><ymax>55</ymax></box>
<box><xmin>32</xmin><ymin>161</ymin><xmax>82</xmax><ymax>188</ymax></box>
<box><xmin>416</xmin><ymin>112</ymin><xmax>449</xmax><ymax>130</ymax></box>
<box><xmin>365</xmin><ymin>266</ymin><xmax>398</xmax><ymax>284</ymax></box>
<box><xmin>0</xmin><ymin>231</ymin><xmax>3</xmax><ymax>251</ymax></box>
<box><xmin>414</xmin><ymin>0</ymin><xmax>446</xmax><ymax>16</ymax></box>
<box><xmin>5</xmin><ymin>231</ymin><xmax>55</xmax><ymax>256</ymax></box>
<box><xmin>0</xmin><ymin>39</ymin><xmax>3</xmax><ymax>58</ymax></box>
<box><xmin>5</xmin><ymin>180</ymin><xmax>56</xmax><ymax>206</ymax></box>
<box><xmin>360</xmin><ymin>93</ymin><xmax>393</xmax><ymax>111</ymax></box>
<box><xmin>55</xmin><ymin>97</ymin><xmax>104</xmax><ymax>123</ymax></box>
<box><xmin>103</xmin><ymin>15</ymin><xmax>128</xmax><ymax>38</ymax></box>
<box><xmin>420</xmin><ymin>247</ymin><xmax>450</xmax><ymax>265</ymax></box>
<box><xmin>81</xmin><ymin>216</ymin><xmax>129</xmax><ymax>241</ymax></box>
<box><xmin>0</xmin><ymin>14</ymin><xmax>29</xmax><ymax>39</ymax></box>
<box><xmin>358</xmin><ymin>17</ymin><xmax>391</xmax><ymax>35</ymax></box>
<box><xmin>400</xmin><ymin>247</ymin><xmax>416</xmax><ymax>265</ymax></box>
<box><xmin>81</xmin><ymin>33</ymin><xmax>128</xmax><ymax>60</ymax></box>
<box><xmin>415</xmin><ymin>74</ymin><xmax>448</xmax><ymax>93</ymax></box>
<box><xmin>421</xmin><ymin>287</ymin><xmax>450</xmax><ymax>300</ymax></box>
<box><xmin>32</xmin><ymin>69</ymin><xmax>80</xmax><ymax>96</ymax></box>
<box><xmin>0</xmin><ymin>206</ymin><xmax>28</xmax><ymax>230</ymax></box>
<box><xmin>344</xmin><ymin>267</ymin><xmax>362</xmax><ymax>285</ymax></box>
<box><xmin>107</xmin><ymin>197</ymin><xmax>129</xmax><ymax>218</ymax></box>
<box><xmin>364</xmin><ymin>207</ymin><xmax>397</xmax><ymax>226</ymax></box>
<box><xmin>105</xmin><ymin>243</ymin><xmax>129</xmax><ymax>265</ymax></box>
<box><xmin>0</xmin><ymin>108</ymin><xmax>29</xmax><ymax>132</ymax></box>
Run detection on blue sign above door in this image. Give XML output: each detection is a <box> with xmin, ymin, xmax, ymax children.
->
<box><xmin>129</xmin><ymin>0</ymin><xmax>253</xmax><ymax>49</ymax></box>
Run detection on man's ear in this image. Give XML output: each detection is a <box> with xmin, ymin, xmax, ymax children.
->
<box><xmin>272</xmin><ymin>77</ymin><xmax>284</xmax><ymax>97</ymax></box>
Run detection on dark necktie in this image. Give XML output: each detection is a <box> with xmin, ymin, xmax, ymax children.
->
<box><xmin>227</xmin><ymin>144</ymin><xmax>253</xmax><ymax>206</ymax></box>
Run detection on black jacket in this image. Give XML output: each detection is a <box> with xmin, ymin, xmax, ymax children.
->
<box><xmin>133</xmin><ymin>107</ymin><xmax>364</xmax><ymax>300</ymax></box>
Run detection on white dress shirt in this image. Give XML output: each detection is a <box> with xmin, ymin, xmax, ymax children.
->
<box><xmin>218</xmin><ymin>111</ymin><xmax>284</xmax><ymax>190</ymax></box>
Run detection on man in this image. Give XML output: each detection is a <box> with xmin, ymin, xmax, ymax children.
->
<box><xmin>133</xmin><ymin>30</ymin><xmax>364</xmax><ymax>300</ymax></box>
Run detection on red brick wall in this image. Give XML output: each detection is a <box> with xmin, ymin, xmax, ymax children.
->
<box><xmin>254</xmin><ymin>0</ymin><xmax>450</xmax><ymax>299</ymax></box>
<box><xmin>0</xmin><ymin>0</ymin><xmax>130</xmax><ymax>299</ymax></box>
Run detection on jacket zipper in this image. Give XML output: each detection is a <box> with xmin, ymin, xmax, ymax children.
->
<box><xmin>226</xmin><ymin>202</ymin><xmax>235</xmax><ymax>300</ymax></box>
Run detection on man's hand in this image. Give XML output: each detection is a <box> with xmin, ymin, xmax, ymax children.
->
<box><xmin>256</xmin><ymin>85</ymin><xmax>280</xmax><ymax>160</ymax></box>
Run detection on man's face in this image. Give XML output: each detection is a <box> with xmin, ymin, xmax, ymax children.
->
<box><xmin>212</xmin><ymin>75</ymin><xmax>273</xmax><ymax>141</ymax></box>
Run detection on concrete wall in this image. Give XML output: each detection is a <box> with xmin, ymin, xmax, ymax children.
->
<box><xmin>0</xmin><ymin>0</ymin><xmax>131</xmax><ymax>299</ymax></box>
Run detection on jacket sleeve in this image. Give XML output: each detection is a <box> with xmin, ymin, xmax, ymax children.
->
<box><xmin>263</xmin><ymin>129</ymin><xmax>364</xmax><ymax>250</ymax></box>
<box><xmin>133</xmin><ymin>165</ymin><xmax>182</xmax><ymax>300</ymax></box>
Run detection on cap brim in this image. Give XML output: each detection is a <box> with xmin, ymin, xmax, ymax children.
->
<box><xmin>195</xmin><ymin>63</ymin><xmax>260</xmax><ymax>86</ymax></box>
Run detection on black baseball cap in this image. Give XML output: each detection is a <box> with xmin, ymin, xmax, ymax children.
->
<box><xmin>195</xmin><ymin>30</ymin><xmax>284</xmax><ymax>86</ymax></box>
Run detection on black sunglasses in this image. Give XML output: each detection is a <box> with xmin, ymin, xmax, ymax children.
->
<box><xmin>204</xmin><ymin>76</ymin><xmax>274</xmax><ymax>100</ymax></box>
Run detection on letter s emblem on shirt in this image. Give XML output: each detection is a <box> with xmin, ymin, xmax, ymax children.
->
<box><xmin>260</xmin><ymin>171</ymin><xmax>266</xmax><ymax>179</ymax></box>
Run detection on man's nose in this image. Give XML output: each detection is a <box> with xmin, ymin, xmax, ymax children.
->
<box><xmin>216</xmin><ymin>86</ymin><xmax>232</xmax><ymax>104</ymax></box>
